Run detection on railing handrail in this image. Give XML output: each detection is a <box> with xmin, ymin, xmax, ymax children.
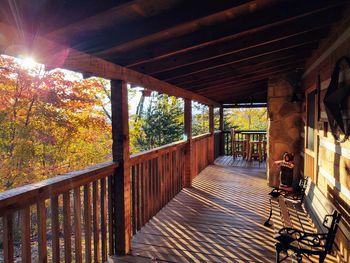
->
<box><xmin>0</xmin><ymin>161</ymin><xmax>118</xmax><ymax>216</ymax></box>
<box><xmin>192</xmin><ymin>133</ymin><xmax>211</xmax><ymax>141</ymax></box>
<box><xmin>130</xmin><ymin>140</ymin><xmax>187</xmax><ymax>164</ymax></box>
<box><xmin>222</xmin><ymin>129</ymin><xmax>266</xmax><ymax>133</ymax></box>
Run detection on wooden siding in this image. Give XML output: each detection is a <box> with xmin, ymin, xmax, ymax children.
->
<box><xmin>303</xmin><ymin>7</ymin><xmax>350</xmax><ymax>261</ymax></box>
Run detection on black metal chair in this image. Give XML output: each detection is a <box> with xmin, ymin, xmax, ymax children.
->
<box><xmin>264</xmin><ymin>177</ymin><xmax>309</xmax><ymax>227</ymax></box>
<box><xmin>274</xmin><ymin>210</ymin><xmax>341</xmax><ymax>263</ymax></box>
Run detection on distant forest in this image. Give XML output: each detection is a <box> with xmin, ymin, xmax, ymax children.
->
<box><xmin>0</xmin><ymin>55</ymin><xmax>266</xmax><ymax>191</ymax></box>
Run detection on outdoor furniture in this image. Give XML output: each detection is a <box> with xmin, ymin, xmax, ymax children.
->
<box><xmin>264</xmin><ymin>177</ymin><xmax>309</xmax><ymax>227</ymax></box>
<box><xmin>275</xmin><ymin>210</ymin><xmax>341</xmax><ymax>263</ymax></box>
<box><xmin>241</xmin><ymin>131</ymin><xmax>266</xmax><ymax>161</ymax></box>
<box><xmin>262</xmin><ymin>140</ymin><xmax>267</xmax><ymax>160</ymax></box>
<box><xmin>231</xmin><ymin>128</ymin><xmax>247</xmax><ymax>159</ymax></box>
<box><xmin>247</xmin><ymin>140</ymin><xmax>263</xmax><ymax>161</ymax></box>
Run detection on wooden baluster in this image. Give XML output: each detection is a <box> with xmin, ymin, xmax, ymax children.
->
<box><xmin>131</xmin><ymin>166</ymin><xmax>137</xmax><ymax>235</ymax></box>
<box><xmin>63</xmin><ymin>192</ymin><xmax>72</xmax><ymax>263</ymax></box>
<box><xmin>151</xmin><ymin>158</ymin><xmax>160</xmax><ymax>214</ymax></box>
<box><xmin>149</xmin><ymin>159</ymin><xmax>158</xmax><ymax>216</ymax></box>
<box><xmin>174</xmin><ymin>151</ymin><xmax>177</xmax><ymax>197</ymax></box>
<box><xmin>37</xmin><ymin>201</ymin><xmax>47</xmax><ymax>263</ymax></box>
<box><xmin>140</xmin><ymin>162</ymin><xmax>145</xmax><ymax>228</ymax></box>
<box><xmin>163</xmin><ymin>153</ymin><xmax>167</xmax><ymax>203</ymax></box>
<box><xmin>3</xmin><ymin>213</ymin><xmax>14</xmax><ymax>263</ymax></box>
<box><xmin>170</xmin><ymin>151</ymin><xmax>174</xmax><ymax>201</ymax></box>
<box><xmin>20</xmin><ymin>207</ymin><xmax>31</xmax><ymax>263</ymax></box>
<box><xmin>93</xmin><ymin>181</ymin><xmax>100</xmax><ymax>262</ymax></box>
<box><xmin>100</xmin><ymin>178</ymin><xmax>107</xmax><ymax>261</ymax></box>
<box><xmin>173</xmin><ymin>151</ymin><xmax>176</xmax><ymax>198</ymax></box>
<box><xmin>149</xmin><ymin>159</ymin><xmax>154</xmax><ymax>219</ymax></box>
<box><xmin>137</xmin><ymin>163</ymin><xmax>143</xmax><ymax>230</ymax></box>
<box><xmin>227</xmin><ymin>132</ymin><xmax>229</xmax><ymax>155</ymax></box>
<box><xmin>151</xmin><ymin>159</ymin><xmax>159</xmax><ymax>215</ymax></box>
<box><xmin>107</xmin><ymin>174</ymin><xmax>114</xmax><ymax>255</ymax></box>
<box><xmin>157</xmin><ymin>158</ymin><xmax>162</xmax><ymax>212</ymax></box>
<box><xmin>176</xmin><ymin>150</ymin><xmax>179</xmax><ymax>190</ymax></box>
<box><xmin>159</xmin><ymin>155</ymin><xmax>163</xmax><ymax>208</ymax></box>
<box><xmin>84</xmin><ymin>184</ymin><xmax>92</xmax><ymax>263</ymax></box>
<box><xmin>142</xmin><ymin>162</ymin><xmax>149</xmax><ymax>225</ymax></box>
<box><xmin>146</xmin><ymin>160</ymin><xmax>151</xmax><ymax>221</ymax></box>
<box><xmin>74</xmin><ymin>188</ymin><xmax>82</xmax><ymax>263</ymax></box>
<box><xmin>51</xmin><ymin>196</ymin><xmax>60</xmax><ymax>263</ymax></box>
<box><xmin>149</xmin><ymin>160</ymin><xmax>157</xmax><ymax>217</ymax></box>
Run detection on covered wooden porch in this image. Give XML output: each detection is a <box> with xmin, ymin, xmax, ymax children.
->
<box><xmin>116</xmin><ymin>163</ymin><xmax>338</xmax><ymax>263</ymax></box>
<box><xmin>125</xmin><ymin>164</ymin><xmax>274</xmax><ymax>262</ymax></box>
<box><xmin>1</xmin><ymin>1</ymin><xmax>350</xmax><ymax>262</ymax></box>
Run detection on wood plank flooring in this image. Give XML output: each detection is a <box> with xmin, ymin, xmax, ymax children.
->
<box><xmin>112</xmin><ymin>162</ymin><xmax>339</xmax><ymax>263</ymax></box>
<box><xmin>215</xmin><ymin>156</ymin><xmax>266</xmax><ymax>169</ymax></box>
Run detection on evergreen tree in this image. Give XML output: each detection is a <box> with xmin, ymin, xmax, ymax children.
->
<box><xmin>132</xmin><ymin>93</ymin><xmax>184</xmax><ymax>152</ymax></box>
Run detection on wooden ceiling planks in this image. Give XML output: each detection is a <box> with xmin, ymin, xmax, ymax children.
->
<box><xmin>0</xmin><ymin>0</ymin><xmax>348</xmax><ymax>104</ymax></box>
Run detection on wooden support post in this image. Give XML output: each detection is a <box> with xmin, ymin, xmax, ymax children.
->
<box><xmin>111</xmin><ymin>80</ymin><xmax>131</xmax><ymax>255</ymax></box>
<box><xmin>208</xmin><ymin>106</ymin><xmax>215</xmax><ymax>164</ymax></box>
<box><xmin>219</xmin><ymin>107</ymin><xmax>224</xmax><ymax>156</ymax></box>
<box><xmin>184</xmin><ymin>99</ymin><xmax>193</xmax><ymax>187</ymax></box>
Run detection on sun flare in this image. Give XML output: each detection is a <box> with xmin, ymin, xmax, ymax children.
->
<box><xmin>21</xmin><ymin>57</ymin><xmax>37</xmax><ymax>69</ymax></box>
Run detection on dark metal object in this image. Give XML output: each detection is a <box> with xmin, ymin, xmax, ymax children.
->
<box><xmin>324</xmin><ymin>56</ymin><xmax>350</xmax><ymax>143</ymax></box>
<box><xmin>274</xmin><ymin>210</ymin><xmax>341</xmax><ymax>263</ymax></box>
<box><xmin>264</xmin><ymin>177</ymin><xmax>309</xmax><ymax>227</ymax></box>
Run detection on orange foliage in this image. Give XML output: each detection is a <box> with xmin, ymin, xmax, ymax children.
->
<box><xmin>0</xmin><ymin>55</ymin><xmax>112</xmax><ymax>191</ymax></box>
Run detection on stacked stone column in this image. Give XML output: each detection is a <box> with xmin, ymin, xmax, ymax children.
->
<box><xmin>267</xmin><ymin>76</ymin><xmax>303</xmax><ymax>187</ymax></box>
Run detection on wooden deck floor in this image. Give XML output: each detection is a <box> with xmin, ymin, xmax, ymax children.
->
<box><xmin>215</xmin><ymin>156</ymin><xmax>266</xmax><ymax>169</ymax></box>
<box><xmin>113</xmin><ymin>163</ymin><xmax>338</xmax><ymax>263</ymax></box>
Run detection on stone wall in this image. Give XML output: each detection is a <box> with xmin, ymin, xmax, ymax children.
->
<box><xmin>267</xmin><ymin>75</ymin><xmax>303</xmax><ymax>187</ymax></box>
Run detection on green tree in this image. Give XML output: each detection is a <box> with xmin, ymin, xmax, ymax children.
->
<box><xmin>192</xmin><ymin>102</ymin><xmax>209</xmax><ymax>136</ymax></box>
<box><xmin>129</xmin><ymin>92</ymin><xmax>184</xmax><ymax>153</ymax></box>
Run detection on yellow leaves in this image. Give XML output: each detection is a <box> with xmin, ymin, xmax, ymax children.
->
<box><xmin>224</xmin><ymin>108</ymin><xmax>267</xmax><ymax>130</ymax></box>
<box><xmin>0</xmin><ymin>55</ymin><xmax>113</xmax><ymax>190</ymax></box>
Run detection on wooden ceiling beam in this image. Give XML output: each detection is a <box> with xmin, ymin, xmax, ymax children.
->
<box><xmin>96</xmin><ymin>0</ymin><xmax>279</xmax><ymax>57</ymax></box>
<box><xmin>187</xmin><ymin>58</ymin><xmax>305</xmax><ymax>91</ymax></box>
<box><xmin>217</xmin><ymin>89</ymin><xmax>268</xmax><ymax>104</ymax></box>
<box><xmin>199</xmin><ymin>64</ymin><xmax>301</xmax><ymax>96</ymax></box>
<box><xmin>122</xmin><ymin>1</ymin><xmax>345</xmax><ymax>67</ymax></box>
<box><xmin>176</xmin><ymin>51</ymin><xmax>311</xmax><ymax>90</ymax></box>
<box><xmin>134</xmin><ymin>23</ymin><xmax>330</xmax><ymax>75</ymax></box>
<box><xmin>212</xmin><ymin>90</ymin><xmax>268</xmax><ymax>104</ymax></box>
<box><xmin>0</xmin><ymin>22</ymin><xmax>219</xmax><ymax>106</ymax></box>
<box><xmin>209</xmin><ymin>82</ymin><xmax>267</xmax><ymax>98</ymax></box>
<box><xmin>163</xmin><ymin>41</ymin><xmax>316</xmax><ymax>83</ymax></box>
<box><xmin>46</xmin><ymin>0</ymin><xmax>181</xmax><ymax>42</ymax></box>
<box><xmin>172</xmin><ymin>50</ymin><xmax>312</xmax><ymax>87</ymax></box>
<box><xmin>154</xmin><ymin>28</ymin><xmax>325</xmax><ymax>80</ymax></box>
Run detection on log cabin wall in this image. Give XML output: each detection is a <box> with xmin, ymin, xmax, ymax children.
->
<box><xmin>302</xmin><ymin>7</ymin><xmax>350</xmax><ymax>262</ymax></box>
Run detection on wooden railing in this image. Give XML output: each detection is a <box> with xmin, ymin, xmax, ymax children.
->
<box><xmin>0</xmin><ymin>161</ymin><xmax>118</xmax><ymax>263</ymax></box>
<box><xmin>130</xmin><ymin>141</ymin><xmax>186</xmax><ymax>234</ymax></box>
<box><xmin>192</xmin><ymin>133</ymin><xmax>211</xmax><ymax>176</ymax></box>
<box><xmin>0</xmin><ymin>135</ymin><xmax>217</xmax><ymax>261</ymax></box>
<box><xmin>214</xmin><ymin>131</ymin><xmax>221</xmax><ymax>159</ymax></box>
<box><xmin>222</xmin><ymin>130</ymin><xmax>266</xmax><ymax>155</ymax></box>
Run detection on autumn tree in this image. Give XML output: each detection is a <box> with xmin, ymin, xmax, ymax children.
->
<box><xmin>0</xmin><ymin>55</ymin><xmax>112</xmax><ymax>191</ymax></box>
<box><xmin>224</xmin><ymin>108</ymin><xmax>267</xmax><ymax>130</ymax></box>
